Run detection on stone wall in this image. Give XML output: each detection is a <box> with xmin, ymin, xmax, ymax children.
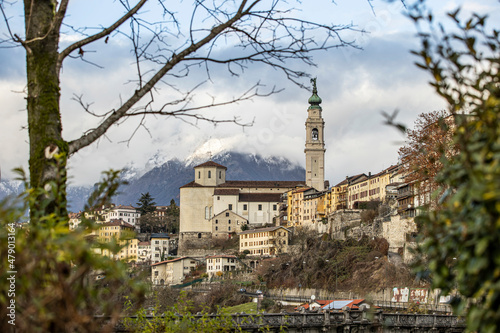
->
<box><xmin>382</xmin><ymin>216</ymin><xmax>418</xmax><ymax>253</ymax></box>
<box><xmin>178</xmin><ymin>232</ymin><xmax>212</xmax><ymax>256</ymax></box>
<box><xmin>324</xmin><ymin>210</ymin><xmax>418</xmax><ymax>262</ymax></box>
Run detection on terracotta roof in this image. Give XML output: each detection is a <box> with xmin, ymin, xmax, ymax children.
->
<box><xmin>321</xmin><ymin>299</ymin><xmax>370</xmax><ymax>310</ymax></box>
<box><xmin>333</xmin><ymin>174</ymin><xmax>363</xmax><ymax>187</ymax></box>
<box><xmin>220</xmin><ymin>180</ymin><xmax>304</xmax><ymax>188</ymax></box>
<box><xmin>298</xmin><ymin>300</ymin><xmax>333</xmax><ymax>310</ymax></box>
<box><xmin>214</xmin><ymin>188</ymin><xmax>240</xmax><ymax>196</ymax></box>
<box><xmin>293</xmin><ymin>187</ymin><xmax>313</xmax><ymax>194</ymax></box>
<box><xmin>151</xmin><ymin>256</ymin><xmax>199</xmax><ymax>267</ymax></box>
<box><xmin>138</xmin><ymin>241</ymin><xmax>150</xmax><ymax>246</ymax></box>
<box><xmin>180</xmin><ymin>181</ymin><xmax>204</xmax><ymax>188</ymax></box>
<box><xmin>181</xmin><ymin>180</ymin><xmax>305</xmax><ymax>189</ymax></box>
<box><xmin>238</xmin><ymin>193</ymin><xmax>281</xmax><ymax>202</ymax></box>
<box><xmin>238</xmin><ymin>226</ymin><xmax>290</xmax><ymax>235</ymax></box>
<box><xmin>101</xmin><ymin>219</ymin><xmax>135</xmax><ymax>229</ymax></box>
<box><xmin>349</xmin><ymin>174</ymin><xmax>369</xmax><ymax>185</ymax></box>
<box><xmin>193</xmin><ymin>161</ymin><xmax>227</xmax><ymax>169</ymax></box>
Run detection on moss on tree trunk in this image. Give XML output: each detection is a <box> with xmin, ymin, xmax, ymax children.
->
<box><xmin>24</xmin><ymin>0</ymin><xmax>68</xmax><ymax>218</ymax></box>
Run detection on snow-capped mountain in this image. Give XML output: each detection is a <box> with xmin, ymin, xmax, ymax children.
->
<box><xmin>0</xmin><ymin>151</ymin><xmax>305</xmax><ymax>211</ymax></box>
<box><xmin>113</xmin><ymin>151</ymin><xmax>305</xmax><ymax>207</ymax></box>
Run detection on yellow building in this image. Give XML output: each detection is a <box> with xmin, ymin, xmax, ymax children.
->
<box><xmin>97</xmin><ymin>219</ymin><xmax>138</xmax><ymax>262</ymax></box>
<box><xmin>238</xmin><ymin>226</ymin><xmax>291</xmax><ymax>256</ymax></box>
<box><xmin>339</xmin><ymin>165</ymin><xmax>403</xmax><ymax>209</ymax></box>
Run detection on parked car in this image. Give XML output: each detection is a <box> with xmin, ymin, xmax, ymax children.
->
<box><xmin>238</xmin><ymin>288</ymin><xmax>246</xmax><ymax>293</ymax></box>
<box><xmin>256</xmin><ymin>290</ymin><xmax>263</xmax><ymax>295</ymax></box>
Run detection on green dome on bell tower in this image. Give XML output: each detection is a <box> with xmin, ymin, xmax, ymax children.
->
<box><xmin>308</xmin><ymin>77</ymin><xmax>322</xmax><ymax>109</ymax></box>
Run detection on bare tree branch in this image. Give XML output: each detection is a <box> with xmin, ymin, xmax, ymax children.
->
<box><xmin>68</xmin><ymin>0</ymin><xmax>257</xmax><ymax>155</ymax></box>
<box><xmin>57</xmin><ymin>0</ymin><xmax>148</xmax><ymax>74</ymax></box>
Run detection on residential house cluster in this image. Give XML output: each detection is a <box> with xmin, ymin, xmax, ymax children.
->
<box><xmin>70</xmin><ymin>204</ymin><xmax>141</xmax><ymax>231</ymax></box>
<box><xmin>151</xmin><ymin>254</ymin><xmax>249</xmax><ymax>285</ymax></box>
<box><xmin>283</xmin><ymin>164</ymin><xmax>412</xmax><ymax>229</ymax></box>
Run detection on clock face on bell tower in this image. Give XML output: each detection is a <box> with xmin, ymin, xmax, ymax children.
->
<box><xmin>304</xmin><ymin>78</ymin><xmax>326</xmax><ymax>191</ymax></box>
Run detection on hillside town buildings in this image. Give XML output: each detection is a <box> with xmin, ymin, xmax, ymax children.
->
<box><xmin>66</xmin><ymin>79</ymin><xmax>424</xmax><ymax>287</ymax></box>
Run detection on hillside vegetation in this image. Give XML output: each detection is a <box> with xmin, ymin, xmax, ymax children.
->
<box><xmin>257</xmin><ymin>230</ymin><xmax>421</xmax><ymax>294</ymax></box>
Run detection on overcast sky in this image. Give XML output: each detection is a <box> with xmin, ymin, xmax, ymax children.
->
<box><xmin>1</xmin><ymin>0</ymin><xmax>499</xmax><ymax>187</ymax></box>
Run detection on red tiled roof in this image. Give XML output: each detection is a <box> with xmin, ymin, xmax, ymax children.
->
<box><xmin>214</xmin><ymin>188</ymin><xmax>240</xmax><ymax>196</ymax></box>
<box><xmin>194</xmin><ymin>161</ymin><xmax>227</xmax><ymax>169</ymax></box>
<box><xmin>238</xmin><ymin>193</ymin><xmax>281</xmax><ymax>202</ymax></box>
<box><xmin>349</xmin><ymin>174</ymin><xmax>369</xmax><ymax>185</ymax></box>
<box><xmin>293</xmin><ymin>187</ymin><xmax>313</xmax><ymax>193</ymax></box>
<box><xmin>298</xmin><ymin>300</ymin><xmax>334</xmax><ymax>310</ymax></box>
<box><xmin>180</xmin><ymin>181</ymin><xmax>204</xmax><ymax>188</ymax></box>
<box><xmin>220</xmin><ymin>180</ymin><xmax>304</xmax><ymax>188</ymax></box>
<box><xmin>181</xmin><ymin>180</ymin><xmax>305</xmax><ymax>189</ymax></box>
<box><xmin>138</xmin><ymin>241</ymin><xmax>150</xmax><ymax>246</ymax></box>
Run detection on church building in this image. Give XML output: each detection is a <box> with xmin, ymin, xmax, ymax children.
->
<box><xmin>178</xmin><ymin>79</ymin><xmax>328</xmax><ymax>255</ymax></box>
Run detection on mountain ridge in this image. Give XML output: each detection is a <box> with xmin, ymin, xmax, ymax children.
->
<box><xmin>0</xmin><ymin>152</ymin><xmax>305</xmax><ymax>212</ymax></box>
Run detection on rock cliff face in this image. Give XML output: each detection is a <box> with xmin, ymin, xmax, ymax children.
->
<box><xmin>0</xmin><ymin>152</ymin><xmax>304</xmax><ymax>212</ymax></box>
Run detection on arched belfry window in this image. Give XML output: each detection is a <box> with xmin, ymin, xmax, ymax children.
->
<box><xmin>312</xmin><ymin>128</ymin><xmax>319</xmax><ymax>141</ymax></box>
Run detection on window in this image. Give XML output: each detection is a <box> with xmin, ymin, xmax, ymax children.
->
<box><xmin>258</xmin><ymin>204</ymin><xmax>262</xmax><ymax>211</ymax></box>
<box><xmin>198</xmin><ymin>233</ymin><xmax>201</xmax><ymax>239</ymax></box>
<box><xmin>198</xmin><ymin>171</ymin><xmax>201</xmax><ymax>178</ymax></box>
<box><xmin>205</xmin><ymin>206</ymin><xmax>210</xmax><ymax>219</ymax></box>
<box><xmin>215</xmin><ymin>226</ymin><xmax>218</xmax><ymax>231</ymax></box>
<box><xmin>228</xmin><ymin>204</ymin><xmax>233</xmax><ymax>210</ymax></box>
<box><xmin>243</xmin><ymin>204</ymin><xmax>247</xmax><ymax>210</ymax></box>
<box><xmin>217</xmin><ymin>196</ymin><xmax>220</xmax><ymax>200</ymax></box>
<box><xmin>208</xmin><ymin>170</ymin><xmax>211</xmax><ymax>178</ymax></box>
<box><xmin>215</xmin><ymin>219</ymin><xmax>218</xmax><ymax>224</ymax></box>
<box><xmin>225</xmin><ymin>212</ymin><xmax>229</xmax><ymax>217</ymax></box>
<box><xmin>312</xmin><ymin>128</ymin><xmax>319</xmax><ymax>140</ymax></box>
<box><xmin>228</xmin><ymin>227</ymin><xmax>231</xmax><ymax>231</ymax></box>
<box><xmin>154</xmin><ymin>271</ymin><xmax>158</xmax><ymax>276</ymax></box>
<box><xmin>219</xmin><ymin>171</ymin><xmax>222</xmax><ymax>179</ymax></box>
<box><xmin>228</xmin><ymin>220</ymin><xmax>231</xmax><ymax>224</ymax></box>
<box><xmin>273</xmin><ymin>204</ymin><xmax>277</xmax><ymax>211</ymax></box>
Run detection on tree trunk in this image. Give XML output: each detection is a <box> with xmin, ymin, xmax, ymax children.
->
<box><xmin>24</xmin><ymin>0</ymin><xmax>68</xmax><ymax>219</ymax></box>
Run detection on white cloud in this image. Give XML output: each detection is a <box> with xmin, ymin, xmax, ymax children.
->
<box><xmin>1</xmin><ymin>0</ymin><xmax>495</xmax><ymax>188</ymax></box>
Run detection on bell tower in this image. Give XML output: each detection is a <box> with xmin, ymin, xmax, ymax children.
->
<box><xmin>305</xmin><ymin>78</ymin><xmax>326</xmax><ymax>191</ymax></box>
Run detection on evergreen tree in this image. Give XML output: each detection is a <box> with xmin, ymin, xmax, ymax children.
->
<box><xmin>136</xmin><ymin>192</ymin><xmax>156</xmax><ymax>216</ymax></box>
